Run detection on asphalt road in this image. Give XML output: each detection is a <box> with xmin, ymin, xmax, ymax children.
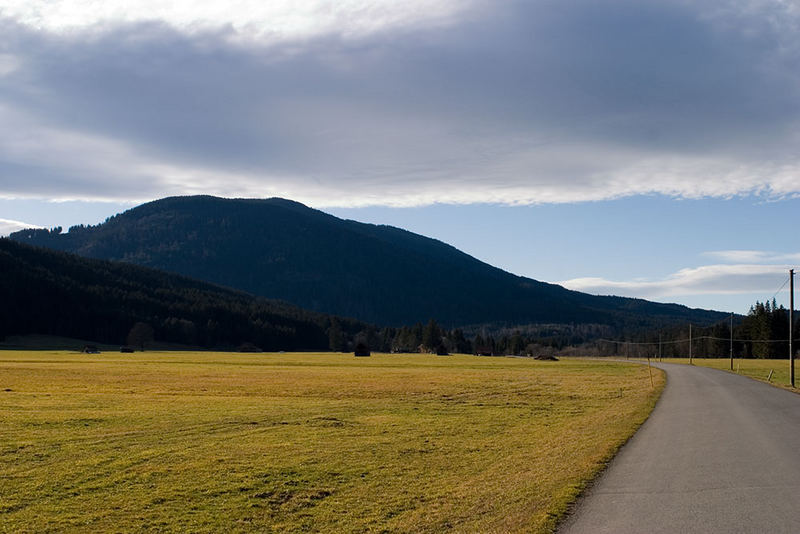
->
<box><xmin>558</xmin><ymin>362</ymin><xmax>800</xmax><ymax>534</ymax></box>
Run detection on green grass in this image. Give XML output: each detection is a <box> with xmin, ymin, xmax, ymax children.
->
<box><xmin>0</xmin><ymin>351</ymin><xmax>663</xmax><ymax>533</ymax></box>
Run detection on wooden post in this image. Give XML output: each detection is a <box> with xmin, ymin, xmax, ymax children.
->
<box><xmin>730</xmin><ymin>313</ymin><xmax>734</xmax><ymax>371</ymax></box>
<box><xmin>790</xmin><ymin>269</ymin><xmax>795</xmax><ymax>388</ymax></box>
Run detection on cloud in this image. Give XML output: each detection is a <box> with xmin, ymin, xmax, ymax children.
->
<box><xmin>0</xmin><ymin>1</ymin><xmax>468</xmax><ymax>43</ymax></box>
<box><xmin>704</xmin><ymin>250</ymin><xmax>800</xmax><ymax>264</ymax></box>
<box><xmin>1</xmin><ymin>0</ymin><xmax>800</xmax><ymax>206</ymax></box>
<box><xmin>0</xmin><ymin>218</ymin><xmax>41</xmax><ymax>236</ymax></box>
<box><xmin>561</xmin><ymin>263</ymin><xmax>793</xmax><ymax>299</ymax></box>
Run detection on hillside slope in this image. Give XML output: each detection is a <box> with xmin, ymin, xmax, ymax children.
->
<box><xmin>10</xmin><ymin>196</ymin><xmax>726</xmax><ymax>329</ymax></box>
<box><xmin>0</xmin><ymin>238</ymin><xmax>365</xmax><ymax>349</ymax></box>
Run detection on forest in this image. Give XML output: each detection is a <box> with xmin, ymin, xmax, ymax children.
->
<box><xmin>5</xmin><ymin>237</ymin><xmax>791</xmax><ymax>357</ymax></box>
<box><xmin>598</xmin><ymin>299</ymin><xmax>798</xmax><ymax>359</ymax></box>
<box><xmin>0</xmin><ymin>239</ymin><xmax>365</xmax><ymax>351</ymax></box>
<box><xmin>0</xmin><ymin>238</ymin><xmax>598</xmax><ymax>355</ymax></box>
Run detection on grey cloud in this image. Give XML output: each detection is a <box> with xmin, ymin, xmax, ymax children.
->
<box><xmin>1</xmin><ymin>0</ymin><xmax>800</xmax><ymax>204</ymax></box>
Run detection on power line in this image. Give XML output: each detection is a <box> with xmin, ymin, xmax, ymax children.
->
<box><xmin>598</xmin><ymin>270</ymin><xmax>798</xmax><ymax>353</ymax></box>
<box><xmin>598</xmin><ymin>335</ymin><xmax>789</xmax><ymax>347</ymax></box>
<box><xmin>770</xmin><ymin>272</ymin><xmax>792</xmax><ymax>302</ymax></box>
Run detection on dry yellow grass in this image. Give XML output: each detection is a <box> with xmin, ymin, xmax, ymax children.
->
<box><xmin>0</xmin><ymin>351</ymin><xmax>663</xmax><ymax>533</ymax></box>
<box><xmin>658</xmin><ymin>357</ymin><xmax>799</xmax><ymax>391</ymax></box>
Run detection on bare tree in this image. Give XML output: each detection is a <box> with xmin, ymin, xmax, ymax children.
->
<box><xmin>127</xmin><ymin>322</ymin><xmax>154</xmax><ymax>351</ymax></box>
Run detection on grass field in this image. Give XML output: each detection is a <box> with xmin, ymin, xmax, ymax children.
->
<box><xmin>0</xmin><ymin>351</ymin><xmax>663</xmax><ymax>533</ymax></box>
<box><xmin>655</xmin><ymin>357</ymin><xmax>799</xmax><ymax>391</ymax></box>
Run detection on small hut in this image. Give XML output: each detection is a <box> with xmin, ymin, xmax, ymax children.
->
<box><xmin>354</xmin><ymin>342</ymin><xmax>371</xmax><ymax>357</ymax></box>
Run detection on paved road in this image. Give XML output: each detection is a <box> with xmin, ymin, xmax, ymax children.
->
<box><xmin>559</xmin><ymin>363</ymin><xmax>800</xmax><ymax>534</ymax></box>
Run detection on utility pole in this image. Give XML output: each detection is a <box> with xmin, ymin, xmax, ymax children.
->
<box><xmin>659</xmin><ymin>333</ymin><xmax>662</xmax><ymax>362</ymax></box>
<box><xmin>730</xmin><ymin>313</ymin><xmax>734</xmax><ymax>371</ymax></box>
<box><xmin>689</xmin><ymin>324</ymin><xmax>693</xmax><ymax>365</ymax></box>
<box><xmin>791</xmin><ymin>269</ymin><xmax>795</xmax><ymax>388</ymax></box>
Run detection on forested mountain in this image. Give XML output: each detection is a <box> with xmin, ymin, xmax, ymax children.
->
<box><xmin>0</xmin><ymin>238</ymin><xmax>366</xmax><ymax>350</ymax></box>
<box><xmin>10</xmin><ymin>195</ymin><xmax>727</xmax><ymax>330</ymax></box>
<box><xmin>0</xmin><ymin>239</ymin><xmax>613</xmax><ymax>354</ymax></box>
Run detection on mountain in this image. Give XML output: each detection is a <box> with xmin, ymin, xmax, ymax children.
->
<box><xmin>0</xmin><ymin>238</ymin><xmax>366</xmax><ymax>350</ymax></box>
<box><xmin>10</xmin><ymin>195</ymin><xmax>727</xmax><ymax>330</ymax></box>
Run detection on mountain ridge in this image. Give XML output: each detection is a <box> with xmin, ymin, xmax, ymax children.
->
<box><xmin>10</xmin><ymin>195</ymin><xmax>727</xmax><ymax>330</ymax></box>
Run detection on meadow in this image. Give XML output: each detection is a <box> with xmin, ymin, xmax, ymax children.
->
<box><xmin>0</xmin><ymin>351</ymin><xmax>663</xmax><ymax>533</ymax></box>
<box><xmin>658</xmin><ymin>357</ymin><xmax>799</xmax><ymax>391</ymax></box>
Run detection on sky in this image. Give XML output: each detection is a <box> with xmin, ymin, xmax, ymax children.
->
<box><xmin>1</xmin><ymin>0</ymin><xmax>799</xmax><ymax>314</ymax></box>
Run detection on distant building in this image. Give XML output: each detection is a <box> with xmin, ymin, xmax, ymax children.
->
<box><xmin>83</xmin><ymin>345</ymin><xmax>100</xmax><ymax>354</ymax></box>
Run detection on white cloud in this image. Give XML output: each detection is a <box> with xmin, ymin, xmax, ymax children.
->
<box><xmin>0</xmin><ymin>0</ymin><xmax>469</xmax><ymax>43</ymax></box>
<box><xmin>0</xmin><ymin>218</ymin><xmax>41</xmax><ymax>236</ymax></box>
<box><xmin>704</xmin><ymin>250</ymin><xmax>800</xmax><ymax>264</ymax></box>
<box><xmin>561</xmin><ymin>263</ymin><xmax>793</xmax><ymax>299</ymax></box>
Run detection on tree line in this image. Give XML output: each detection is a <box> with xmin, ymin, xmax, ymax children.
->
<box><xmin>597</xmin><ymin>298</ymin><xmax>798</xmax><ymax>359</ymax></box>
<box><xmin>333</xmin><ymin>318</ymin><xmax>606</xmax><ymax>356</ymax></box>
